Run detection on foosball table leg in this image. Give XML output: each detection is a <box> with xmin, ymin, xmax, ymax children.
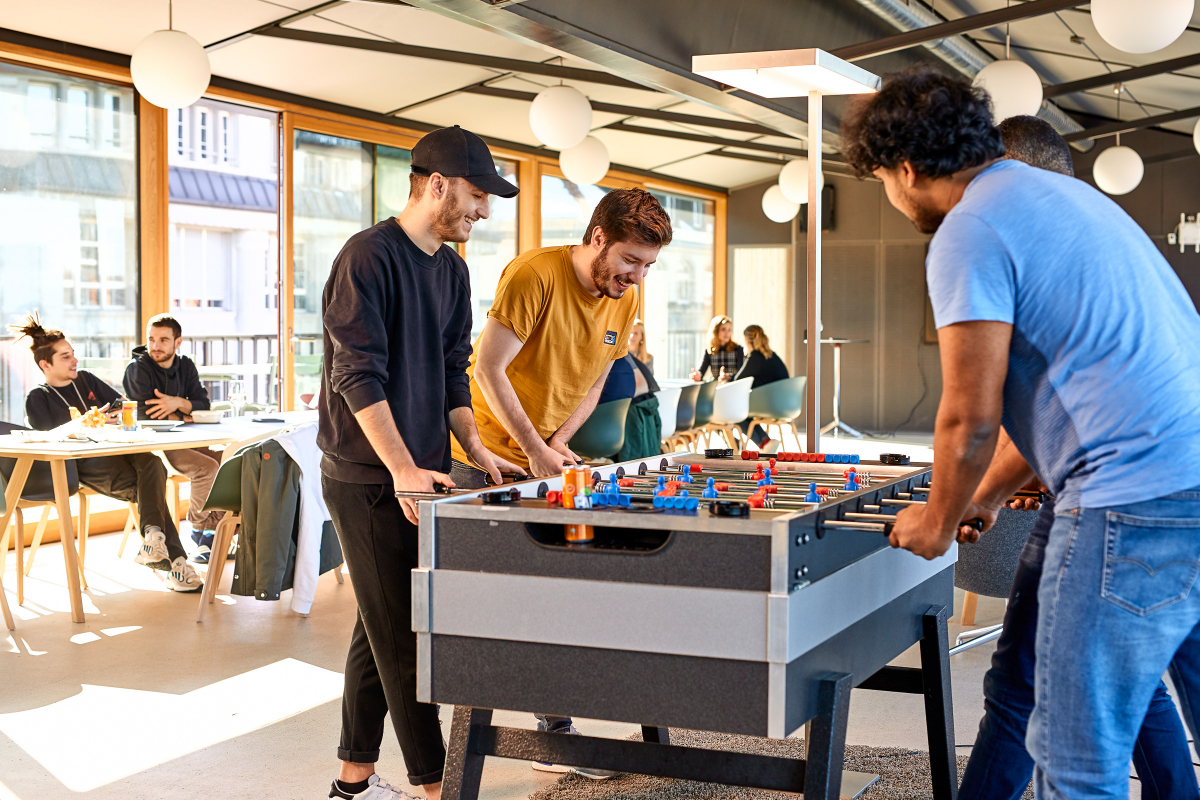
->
<box><xmin>919</xmin><ymin>605</ymin><xmax>958</xmax><ymax>800</ymax></box>
<box><xmin>442</xmin><ymin>706</ymin><xmax>493</xmax><ymax>800</ymax></box>
<box><xmin>640</xmin><ymin>725</ymin><xmax>670</xmax><ymax>744</ymax></box>
<box><xmin>802</xmin><ymin>672</ymin><xmax>853</xmax><ymax>800</ymax></box>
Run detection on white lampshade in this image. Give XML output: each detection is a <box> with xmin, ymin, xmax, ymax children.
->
<box><xmin>778</xmin><ymin>158</ymin><xmax>825</xmax><ymax>204</ymax></box>
<box><xmin>529</xmin><ymin>86</ymin><xmax>592</xmax><ymax>150</ymax></box>
<box><xmin>692</xmin><ymin>48</ymin><xmax>880</xmax><ymax>97</ymax></box>
<box><xmin>973</xmin><ymin>59</ymin><xmax>1043</xmax><ymax>123</ymax></box>
<box><xmin>1093</xmin><ymin>145</ymin><xmax>1145</xmax><ymax>195</ymax></box>
<box><xmin>1092</xmin><ymin>0</ymin><xmax>1194</xmax><ymax>54</ymax></box>
<box><xmin>762</xmin><ymin>184</ymin><xmax>800</xmax><ymax>223</ymax></box>
<box><xmin>560</xmin><ymin>135</ymin><xmax>610</xmax><ymax>186</ymax></box>
<box><xmin>131</xmin><ymin>30</ymin><xmax>211</xmax><ymax>110</ymax></box>
<box><xmin>1193</xmin><ymin>118</ymin><xmax>1200</xmax><ymax>156</ymax></box>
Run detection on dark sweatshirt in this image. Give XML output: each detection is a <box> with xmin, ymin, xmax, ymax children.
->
<box><xmin>123</xmin><ymin>346</ymin><xmax>211</xmax><ymax>419</ymax></box>
<box><xmin>318</xmin><ymin>219</ymin><xmax>473</xmax><ymax>483</ymax></box>
<box><xmin>26</xmin><ymin>370</ymin><xmax>121</xmax><ymax>431</ymax></box>
<box><xmin>736</xmin><ymin>350</ymin><xmax>790</xmax><ymax>389</ymax></box>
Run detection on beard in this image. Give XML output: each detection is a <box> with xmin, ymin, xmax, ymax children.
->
<box><xmin>149</xmin><ymin>350</ymin><xmax>173</xmax><ymax>364</ymax></box>
<box><xmin>590</xmin><ymin>245</ymin><xmax>630</xmax><ymax>300</ymax></box>
<box><xmin>431</xmin><ymin>190</ymin><xmax>468</xmax><ymax>243</ymax></box>
<box><xmin>897</xmin><ymin>184</ymin><xmax>946</xmax><ymax>234</ymax></box>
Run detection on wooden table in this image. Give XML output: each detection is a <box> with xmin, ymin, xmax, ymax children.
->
<box><xmin>0</xmin><ymin>414</ymin><xmax>315</xmax><ymax>627</ymax></box>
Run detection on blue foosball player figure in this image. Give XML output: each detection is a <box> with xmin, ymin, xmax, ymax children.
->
<box><xmin>843</xmin><ymin>472</ymin><xmax>859</xmax><ymax>492</ymax></box>
<box><xmin>702</xmin><ymin>477</ymin><xmax>719</xmax><ymax>499</ymax></box>
<box><xmin>804</xmin><ymin>482</ymin><xmax>821</xmax><ymax>503</ymax></box>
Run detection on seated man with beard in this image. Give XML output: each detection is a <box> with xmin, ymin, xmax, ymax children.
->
<box><xmin>446</xmin><ymin>188</ymin><xmax>674</xmax><ymax>777</ymax></box>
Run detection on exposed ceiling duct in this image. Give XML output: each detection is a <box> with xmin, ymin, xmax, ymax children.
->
<box><xmin>850</xmin><ymin>0</ymin><xmax>1094</xmax><ymax>152</ymax></box>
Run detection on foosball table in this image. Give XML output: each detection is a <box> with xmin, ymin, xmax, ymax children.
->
<box><xmin>412</xmin><ymin>450</ymin><xmax>959</xmax><ymax>800</ymax></box>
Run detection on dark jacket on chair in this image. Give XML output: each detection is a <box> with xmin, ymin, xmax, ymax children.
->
<box><xmin>231</xmin><ymin>439</ymin><xmax>342</xmax><ymax>601</ymax></box>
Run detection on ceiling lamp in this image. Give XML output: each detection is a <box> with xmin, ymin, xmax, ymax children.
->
<box><xmin>559</xmin><ymin>135</ymin><xmax>610</xmax><ymax>186</ymax></box>
<box><xmin>778</xmin><ymin>157</ymin><xmax>824</xmax><ymax>204</ymax></box>
<box><xmin>130</xmin><ymin>2</ymin><xmax>210</xmax><ymax>110</ymax></box>
<box><xmin>973</xmin><ymin>60</ymin><xmax>1043</xmax><ymax>123</ymax></box>
<box><xmin>1092</xmin><ymin>0</ymin><xmax>1194</xmax><ymax>54</ymax></box>
<box><xmin>1093</xmin><ymin>145</ymin><xmax>1144</xmax><ymax>195</ymax></box>
<box><xmin>692</xmin><ymin>48</ymin><xmax>879</xmax><ymax>97</ymax></box>
<box><xmin>762</xmin><ymin>184</ymin><xmax>800</xmax><ymax>223</ymax></box>
<box><xmin>529</xmin><ymin>85</ymin><xmax>592</xmax><ymax>150</ymax></box>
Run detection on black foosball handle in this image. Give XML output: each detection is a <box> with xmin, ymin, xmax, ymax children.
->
<box><xmin>881</xmin><ymin>516</ymin><xmax>985</xmax><ymax>536</ymax></box>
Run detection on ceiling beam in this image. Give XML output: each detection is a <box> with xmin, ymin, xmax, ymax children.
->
<box><xmin>253</xmin><ymin>25</ymin><xmax>647</xmax><ymax>88</ymax></box>
<box><xmin>831</xmin><ymin>0</ymin><xmax>1085</xmax><ymax>62</ymax></box>
<box><xmin>462</xmin><ymin>86</ymin><xmax>785</xmax><ymax>136</ymax></box>
<box><xmin>1063</xmin><ymin>106</ymin><xmax>1200</xmax><ymax>142</ymax></box>
<box><xmin>605</xmin><ymin>122</ymin><xmax>853</xmax><ymax>166</ymax></box>
<box><xmin>205</xmin><ymin>1</ymin><xmax>347</xmax><ymax>52</ymax></box>
<box><xmin>1044</xmin><ymin>52</ymin><xmax>1200</xmax><ymax>98</ymax></box>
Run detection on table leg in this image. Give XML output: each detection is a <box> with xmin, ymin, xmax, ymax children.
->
<box><xmin>0</xmin><ymin>458</ymin><xmax>34</xmax><ymax>631</ymax></box>
<box><xmin>802</xmin><ymin>672</ymin><xmax>852</xmax><ymax>800</ymax></box>
<box><xmin>0</xmin><ymin>570</ymin><xmax>12</xmax><ymax>631</ymax></box>
<box><xmin>920</xmin><ymin>605</ymin><xmax>958</xmax><ymax>800</ymax></box>
<box><xmin>819</xmin><ymin>343</ymin><xmax>863</xmax><ymax>440</ymax></box>
<box><xmin>14</xmin><ymin>509</ymin><xmax>23</xmax><ymax>606</ymax></box>
<box><xmin>442</xmin><ymin>706</ymin><xmax>493</xmax><ymax>800</ymax></box>
<box><xmin>50</xmin><ymin>460</ymin><xmax>86</xmax><ymax>623</ymax></box>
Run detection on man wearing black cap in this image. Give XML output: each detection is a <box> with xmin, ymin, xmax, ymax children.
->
<box><xmin>319</xmin><ymin>125</ymin><xmax>523</xmax><ymax>800</ymax></box>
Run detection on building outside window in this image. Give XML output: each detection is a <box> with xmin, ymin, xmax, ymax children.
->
<box><xmin>642</xmin><ymin>191</ymin><xmax>715</xmax><ymax>380</ymax></box>
<box><xmin>463</xmin><ymin>159</ymin><xmax>518</xmax><ymax>340</ymax></box>
<box><xmin>0</xmin><ymin>63</ymin><xmax>138</xmax><ymax>421</ymax></box>
<box><xmin>167</xmin><ymin>98</ymin><xmax>280</xmax><ymax>408</ymax></box>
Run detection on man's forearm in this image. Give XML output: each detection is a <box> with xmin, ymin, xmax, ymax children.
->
<box><xmin>352</xmin><ymin>400</ymin><xmax>416</xmax><ymax>477</ymax></box>
<box><xmin>447</xmin><ymin>406</ymin><xmax>485</xmax><ymax>456</ymax></box>
<box><xmin>475</xmin><ymin>367</ymin><xmax>546</xmax><ymax>454</ymax></box>
<box><xmin>927</xmin><ymin>410</ymin><xmax>1000</xmax><ymax>534</ymax></box>
<box><xmin>973</xmin><ymin>428</ymin><xmax>1036</xmax><ymax>509</ymax></box>
<box><xmin>178</xmin><ymin>398</ymin><xmax>193</xmax><ymax>415</ymax></box>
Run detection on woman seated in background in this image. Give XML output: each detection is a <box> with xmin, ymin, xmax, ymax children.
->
<box><xmin>597</xmin><ymin>320</ymin><xmax>662</xmax><ymax>461</ymax></box>
<box><xmin>691</xmin><ymin>315</ymin><xmax>743</xmax><ymax>382</ymax></box>
<box><xmin>628</xmin><ymin>319</ymin><xmax>654</xmax><ymax>374</ymax></box>
<box><xmin>736</xmin><ymin>324</ymin><xmax>789</xmax><ymax>448</ymax></box>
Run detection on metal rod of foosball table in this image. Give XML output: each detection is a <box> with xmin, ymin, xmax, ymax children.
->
<box><xmin>629</xmin><ymin>473</ymin><xmax>856</xmax><ymax>490</ymax></box>
<box><xmin>643</xmin><ymin>467</ymin><xmax>868</xmax><ymax>484</ymax></box>
<box><xmin>610</xmin><ymin>485</ymin><xmax>823</xmax><ymax>508</ymax></box>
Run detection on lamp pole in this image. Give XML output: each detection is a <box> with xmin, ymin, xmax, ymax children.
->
<box><xmin>806</xmin><ymin>90</ymin><xmax>822</xmax><ymax>454</ymax></box>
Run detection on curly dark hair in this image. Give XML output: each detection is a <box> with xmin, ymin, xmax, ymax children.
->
<box><xmin>840</xmin><ymin>65</ymin><xmax>1005</xmax><ymax>179</ymax></box>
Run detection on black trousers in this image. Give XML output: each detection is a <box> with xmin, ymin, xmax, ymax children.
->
<box><xmin>77</xmin><ymin>453</ymin><xmax>185</xmax><ymax>562</ymax></box>
<box><xmin>322</xmin><ymin>475</ymin><xmax>445</xmax><ymax>786</ymax></box>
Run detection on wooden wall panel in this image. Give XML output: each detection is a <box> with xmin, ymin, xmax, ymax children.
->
<box><xmin>137</xmin><ymin>97</ymin><xmax>169</xmax><ymax>332</ymax></box>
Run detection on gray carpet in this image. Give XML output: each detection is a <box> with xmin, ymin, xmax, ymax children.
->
<box><xmin>528</xmin><ymin>729</ymin><xmax>1033</xmax><ymax>800</ymax></box>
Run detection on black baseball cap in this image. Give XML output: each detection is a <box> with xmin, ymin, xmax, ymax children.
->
<box><xmin>411</xmin><ymin>125</ymin><xmax>519</xmax><ymax>199</ymax></box>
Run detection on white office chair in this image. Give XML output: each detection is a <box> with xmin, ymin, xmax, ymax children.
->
<box><xmin>705</xmin><ymin>378</ymin><xmax>754</xmax><ymax>450</ymax></box>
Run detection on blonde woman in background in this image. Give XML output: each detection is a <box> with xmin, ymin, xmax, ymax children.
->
<box><xmin>691</xmin><ymin>314</ymin><xmax>743</xmax><ymax>381</ymax></box>
<box><xmin>627</xmin><ymin>319</ymin><xmax>654</xmax><ymax>374</ymax></box>
<box><xmin>735</xmin><ymin>324</ymin><xmax>790</xmax><ymax>448</ymax></box>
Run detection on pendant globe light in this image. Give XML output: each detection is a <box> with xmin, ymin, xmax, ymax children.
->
<box><xmin>778</xmin><ymin>157</ymin><xmax>825</xmax><ymax>204</ymax></box>
<box><xmin>973</xmin><ymin>59</ymin><xmax>1042</xmax><ymax>123</ymax></box>
<box><xmin>529</xmin><ymin>85</ymin><xmax>592</xmax><ymax>150</ymax></box>
<box><xmin>1093</xmin><ymin>143</ymin><xmax>1144</xmax><ymax>195</ymax></box>
<box><xmin>1193</xmin><ymin>118</ymin><xmax>1200</xmax><ymax>156</ymax></box>
<box><xmin>1092</xmin><ymin>0</ymin><xmax>1194</xmax><ymax>54</ymax></box>
<box><xmin>131</xmin><ymin>1</ymin><xmax>211</xmax><ymax>110</ymax></box>
<box><xmin>559</xmin><ymin>136</ymin><xmax>610</xmax><ymax>186</ymax></box>
<box><xmin>762</xmin><ymin>184</ymin><xmax>800</xmax><ymax>223</ymax></box>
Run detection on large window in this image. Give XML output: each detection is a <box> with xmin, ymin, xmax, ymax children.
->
<box><xmin>642</xmin><ymin>191</ymin><xmax>715</xmax><ymax>380</ymax></box>
<box><xmin>291</xmin><ymin>131</ymin><xmax>374</xmax><ymax>407</ymax></box>
<box><xmin>729</xmin><ymin>246</ymin><xmax>791</xmax><ymax>370</ymax></box>
<box><xmin>0</xmin><ymin>63</ymin><xmax>138</xmax><ymax>422</ymax></box>
<box><xmin>463</xmin><ymin>159</ymin><xmax>518</xmax><ymax>339</ymax></box>
<box><xmin>540</xmin><ymin>175</ymin><xmax>610</xmax><ymax>247</ymax></box>
<box><xmin>168</xmin><ymin>98</ymin><xmax>280</xmax><ymax>409</ymax></box>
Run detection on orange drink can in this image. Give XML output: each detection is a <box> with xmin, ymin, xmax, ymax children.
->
<box><xmin>122</xmin><ymin>400</ymin><xmax>138</xmax><ymax>430</ymax></box>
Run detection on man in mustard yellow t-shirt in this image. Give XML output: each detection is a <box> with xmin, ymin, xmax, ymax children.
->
<box><xmin>450</xmin><ymin>188</ymin><xmax>673</xmax><ymax>481</ymax></box>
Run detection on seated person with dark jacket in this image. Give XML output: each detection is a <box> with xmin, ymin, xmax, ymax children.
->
<box><xmin>124</xmin><ymin>314</ymin><xmax>225</xmax><ymax>563</ymax></box>
<box><xmin>736</xmin><ymin>324</ymin><xmax>789</xmax><ymax>448</ymax></box>
<box><xmin>598</xmin><ymin>320</ymin><xmax>662</xmax><ymax>460</ymax></box>
<box><xmin>12</xmin><ymin>314</ymin><xmax>202</xmax><ymax>592</ymax></box>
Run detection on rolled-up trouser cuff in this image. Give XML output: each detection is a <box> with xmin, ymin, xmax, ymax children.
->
<box><xmin>337</xmin><ymin>747</ymin><xmax>381</xmax><ymax>764</ymax></box>
<box><xmin>408</xmin><ymin>765</ymin><xmax>445</xmax><ymax>786</ymax></box>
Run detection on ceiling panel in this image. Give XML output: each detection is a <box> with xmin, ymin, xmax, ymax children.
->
<box><xmin>0</xmin><ymin>0</ymin><xmax>286</xmax><ymax>54</ymax></box>
<box><xmin>652</xmin><ymin>154</ymin><xmax>782</xmax><ymax>189</ymax></box>
<box><xmin>400</xmin><ymin>91</ymin><xmax>544</xmax><ymax>146</ymax></box>
<box><xmin>487</xmin><ymin>75</ymin><xmax>669</xmax><ymax>109</ymax></box>
<box><xmin>208</xmin><ymin>35</ymin><xmax>498</xmax><ymax>115</ymax></box>
<box><xmin>589</xmin><ymin>128</ymin><xmax>719</xmax><ymax>170</ymax></box>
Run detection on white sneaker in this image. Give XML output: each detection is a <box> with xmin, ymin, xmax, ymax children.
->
<box><xmin>328</xmin><ymin>774</ymin><xmax>419</xmax><ymax>799</ymax></box>
<box><xmin>164</xmin><ymin>556</ymin><xmax>203</xmax><ymax>593</ymax></box>
<box><xmin>134</xmin><ymin>526</ymin><xmax>171</xmax><ymax>571</ymax></box>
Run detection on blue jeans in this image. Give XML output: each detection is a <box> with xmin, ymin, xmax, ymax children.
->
<box><xmin>1029</xmin><ymin>488</ymin><xmax>1200</xmax><ymax>799</ymax></box>
<box><xmin>959</xmin><ymin>501</ymin><xmax>1197</xmax><ymax>799</ymax></box>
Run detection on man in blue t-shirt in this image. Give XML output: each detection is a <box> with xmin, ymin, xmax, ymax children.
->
<box><xmin>841</xmin><ymin>67</ymin><xmax>1200</xmax><ymax>799</ymax></box>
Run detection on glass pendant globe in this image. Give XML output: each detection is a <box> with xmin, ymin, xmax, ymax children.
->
<box><xmin>762</xmin><ymin>184</ymin><xmax>800</xmax><ymax>223</ymax></box>
<box><xmin>973</xmin><ymin>59</ymin><xmax>1043</xmax><ymax>123</ymax></box>
<box><xmin>131</xmin><ymin>29</ymin><xmax>211</xmax><ymax>110</ymax></box>
<box><xmin>529</xmin><ymin>86</ymin><xmax>592</xmax><ymax>150</ymax></box>
<box><xmin>1092</xmin><ymin>0</ymin><xmax>1194</xmax><ymax>54</ymax></box>
<box><xmin>778</xmin><ymin>158</ymin><xmax>825</xmax><ymax>205</ymax></box>
<box><xmin>1193</xmin><ymin>118</ymin><xmax>1200</xmax><ymax>156</ymax></box>
<box><xmin>560</xmin><ymin>136</ymin><xmax>610</xmax><ymax>186</ymax></box>
<box><xmin>1092</xmin><ymin>145</ymin><xmax>1144</xmax><ymax>196</ymax></box>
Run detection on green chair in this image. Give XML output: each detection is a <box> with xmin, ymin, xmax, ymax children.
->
<box><xmin>568</xmin><ymin>398</ymin><xmax>632</xmax><ymax>461</ymax></box>
<box><xmin>746</xmin><ymin>376</ymin><xmax>807</xmax><ymax>448</ymax></box>
<box><xmin>687</xmin><ymin>380</ymin><xmax>718</xmax><ymax>451</ymax></box>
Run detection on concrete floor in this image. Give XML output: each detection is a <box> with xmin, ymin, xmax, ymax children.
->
<box><xmin>0</xmin><ymin>435</ymin><xmax>1152</xmax><ymax>799</ymax></box>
